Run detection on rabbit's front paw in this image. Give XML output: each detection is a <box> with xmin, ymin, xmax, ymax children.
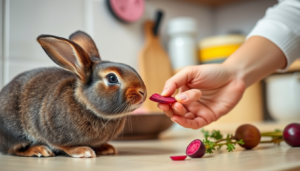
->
<box><xmin>94</xmin><ymin>143</ymin><xmax>118</xmax><ymax>155</ymax></box>
<box><xmin>11</xmin><ymin>145</ymin><xmax>55</xmax><ymax>157</ymax></box>
<box><xmin>62</xmin><ymin>146</ymin><xmax>96</xmax><ymax>158</ymax></box>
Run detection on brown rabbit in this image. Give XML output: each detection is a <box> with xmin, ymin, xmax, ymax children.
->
<box><xmin>0</xmin><ymin>31</ymin><xmax>147</xmax><ymax>158</ymax></box>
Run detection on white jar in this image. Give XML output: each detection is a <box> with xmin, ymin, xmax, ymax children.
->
<box><xmin>265</xmin><ymin>72</ymin><xmax>300</xmax><ymax>122</ymax></box>
<box><xmin>167</xmin><ymin>17</ymin><xmax>198</xmax><ymax>73</ymax></box>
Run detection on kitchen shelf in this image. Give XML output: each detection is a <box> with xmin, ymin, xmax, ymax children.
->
<box><xmin>178</xmin><ymin>0</ymin><xmax>252</xmax><ymax>7</ymax></box>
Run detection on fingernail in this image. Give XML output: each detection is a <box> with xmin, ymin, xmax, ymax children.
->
<box><xmin>173</xmin><ymin>106</ymin><xmax>178</xmax><ymax>112</ymax></box>
<box><xmin>175</xmin><ymin>93</ymin><xmax>187</xmax><ymax>101</ymax></box>
<box><xmin>171</xmin><ymin>118</ymin><xmax>177</xmax><ymax>123</ymax></box>
<box><xmin>161</xmin><ymin>88</ymin><xmax>167</xmax><ymax>96</ymax></box>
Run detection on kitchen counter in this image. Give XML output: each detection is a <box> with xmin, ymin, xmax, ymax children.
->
<box><xmin>0</xmin><ymin>122</ymin><xmax>299</xmax><ymax>171</ymax></box>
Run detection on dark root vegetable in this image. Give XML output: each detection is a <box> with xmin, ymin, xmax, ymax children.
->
<box><xmin>149</xmin><ymin>93</ymin><xmax>176</xmax><ymax>104</ymax></box>
<box><xmin>283</xmin><ymin>123</ymin><xmax>300</xmax><ymax>147</ymax></box>
<box><xmin>170</xmin><ymin>155</ymin><xmax>187</xmax><ymax>161</ymax></box>
<box><xmin>186</xmin><ymin>139</ymin><xmax>206</xmax><ymax>158</ymax></box>
<box><xmin>234</xmin><ymin>124</ymin><xmax>261</xmax><ymax>149</ymax></box>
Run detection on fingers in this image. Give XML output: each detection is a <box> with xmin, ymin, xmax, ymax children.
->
<box><xmin>157</xmin><ymin>103</ymin><xmax>173</xmax><ymax>117</ymax></box>
<box><xmin>158</xmin><ymin>88</ymin><xmax>201</xmax><ymax>123</ymax></box>
<box><xmin>184</xmin><ymin>112</ymin><xmax>196</xmax><ymax>119</ymax></box>
<box><xmin>169</xmin><ymin>103</ymin><xmax>219</xmax><ymax>129</ymax></box>
<box><xmin>171</xmin><ymin>115</ymin><xmax>209</xmax><ymax>129</ymax></box>
<box><xmin>175</xmin><ymin>89</ymin><xmax>202</xmax><ymax>104</ymax></box>
<box><xmin>172</xmin><ymin>102</ymin><xmax>187</xmax><ymax>116</ymax></box>
<box><xmin>157</xmin><ymin>102</ymin><xmax>187</xmax><ymax>117</ymax></box>
<box><xmin>159</xmin><ymin>104</ymin><xmax>214</xmax><ymax>129</ymax></box>
<box><xmin>161</xmin><ymin>66</ymin><xmax>197</xmax><ymax>96</ymax></box>
<box><xmin>158</xmin><ymin>88</ymin><xmax>201</xmax><ymax>117</ymax></box>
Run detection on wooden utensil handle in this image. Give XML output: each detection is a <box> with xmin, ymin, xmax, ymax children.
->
<box><xmin>153</xmin><ymin>10</ymin><xmax>164</xmax><ymax>36</ymax></box>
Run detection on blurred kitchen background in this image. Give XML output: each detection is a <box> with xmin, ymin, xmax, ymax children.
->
<box><xmin>1</xmin><ymin>0</ymin><xmax>300</xmax><ymax>134</ymax></box>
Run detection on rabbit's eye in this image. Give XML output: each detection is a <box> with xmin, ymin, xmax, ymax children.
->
<box><xmin>107</xmin><ymin>74</ymin><xmax>118</xmax><ymax>84</ymax></box>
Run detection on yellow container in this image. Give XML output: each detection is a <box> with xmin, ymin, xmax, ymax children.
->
<box><xmin>199</xmin><ymin>35</ymin><xmax>245</xmax><ymax>63</ymax></box>
<box><xmin>199</xmin><ymin>34</ymin><xmax>263</xmax><ymax>124</ymax></box>
<box><xmin>215</xmin><ymin>82</ymin><xmax>263</xmax><ymax>124</ymax></box>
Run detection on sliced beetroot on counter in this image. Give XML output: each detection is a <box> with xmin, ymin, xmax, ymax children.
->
<box><xmin>149</xmin><ymin>93</ymin><xmax>176</xmax><ymax>104</ymax></box>
<box><xmin>186</xmin><ymin>139</ymin><xmax>206</xmax><ymax>158</ymax></box>
<box><xmin>170</xmin><ymin>155</ymin><xmax>187</xmax><ymax>161</ymax></box>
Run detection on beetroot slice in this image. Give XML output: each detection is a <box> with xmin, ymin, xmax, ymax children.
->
<box><xmin>149</xmin><ymin>93</ymin><xmax>176</xmax><ymax>104</ymax></box>
<box><xmin>186</xmin><ymin>139</ymin><xmax>206</xmax><ymax>158</ymax></box>
<box><xmin>170</xmin><ymin>155</ymin><xmax>187</xmax><ymax>161</ymax></box>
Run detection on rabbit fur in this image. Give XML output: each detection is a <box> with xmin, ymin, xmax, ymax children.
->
<box><xmin>0</xmin><ymin>31</ymin><xmax>147</xmax><ymax>158</ymax></box>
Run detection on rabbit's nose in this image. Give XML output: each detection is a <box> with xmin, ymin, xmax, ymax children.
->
<box><xmin>139</xmin><ymin>91</ymin><xmax>145</xmax><ymax>96</ymax></box>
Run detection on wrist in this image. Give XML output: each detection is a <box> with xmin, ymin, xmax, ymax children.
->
<box><xmin>223</xmin><ymin>36</ymin><xmax>286</xmax><ymax>87</ymax></box>
<box><xmin>222</xmin><ymin>61</ymin><xmax>246</xmax><ymax>89</ymax></box>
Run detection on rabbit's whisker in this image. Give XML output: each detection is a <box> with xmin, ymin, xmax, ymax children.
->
<box><xmin>102</xmin><ymin>104</ymin><xmax>127</xmax><ymax>131</ymax></box>
<box><xmin>112</xmin><ymin>100</ymin><xmax>129</xmax><ymax>114</ymax></box>
<box><xmin>112</xmin><ymin>117</ymin><xmax>122</xmax><ymax>138</ymax></box>
<box><xmin>129</xmin><ymin>97</ymin><xmax>136</xmax><ymax>131</ymax></box>
<box><xmin>112</xmin><ymin>99</ymin><xmax>133</xmax><ymax>136</ymax></box>
<box><xmin>102</xmin><ymin>98</ymin><xmax>134</xmax><ymax>133</ymax></box>
<box><xmin>126</xmin><ymin>100</ymin><xmax>133</xmax><ymax>132</ymax></box>
<box><xmin>101</xmin><ymin>117</ymin><xmax>113</xmax><ymax>131</ymax></box>
<box><xmin>102</xmin><ymin>102</ymin><xmax>127</xmax><ymax>130</ymax></box>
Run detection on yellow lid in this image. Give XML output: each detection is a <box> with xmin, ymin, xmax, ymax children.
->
<box><xmin>199</xmin><ymin>35</ymin><xmax>245</xmax><ymax>49</ymax></box>
<box><xmin>199</xmin><ymin>44</ymin><xmax>241</xmax><ymax>62</ymax></box>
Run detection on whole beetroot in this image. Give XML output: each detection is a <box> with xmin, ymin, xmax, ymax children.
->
<box><xmin>234</xmin><ymin>124</ymin><xmax>261</xmax><ymax>149</ymax></box>
<box><xmin>283</xmin><ymin>123</ymin><xmax>300</xmax><ymax>147</ymax></box>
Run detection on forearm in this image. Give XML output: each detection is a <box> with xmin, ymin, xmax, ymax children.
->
<box><xmin>223</xmin><ymin>0</ymin><xmax>300</xmax><ymax>88</ymax></box>
<box><xmin>223</xmin><ymin>36</ymin><xmax>286</xmax><ymax>87</ymax></box>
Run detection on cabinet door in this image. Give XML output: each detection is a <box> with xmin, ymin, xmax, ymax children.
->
<box><xmin>5</xmin><ymin>0</ymin><xmax>85</xmax><ymax>84</ymax></box>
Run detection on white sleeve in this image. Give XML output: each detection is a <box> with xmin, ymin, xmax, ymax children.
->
<box><xmin>247</xmin><ymin>0</ymin><xmax>300</xmax><ymax>72</ymax></box>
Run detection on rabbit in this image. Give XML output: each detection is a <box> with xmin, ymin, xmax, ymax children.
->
<box><xmin>0</xmin><ymin>31</ymin><xmax>147</xmax><ymax>158</ymax></box>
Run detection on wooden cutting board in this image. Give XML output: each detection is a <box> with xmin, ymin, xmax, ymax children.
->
<box><xmin>138</xmin><ymin>20</ymin><xmax>174</xmax><ymax>113</ymax></box>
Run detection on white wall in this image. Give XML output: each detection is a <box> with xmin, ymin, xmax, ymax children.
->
<box><xmin>0</xmin><ymin>0</ymin><xmax>3</xmax><ymax>88</ymax></box>
<box><xmin>214</xmin><ymin>0</ymin><xmax>278</xmax><ymax>35</ymax></box>
<box><xmin>1</xmin><ymin>0</ymin><xmax>212</xmax><ymax>87</ymax></box>
<box><xmin>85</xmin><ymin>0</ymin><xmax>213</xmax><ymax>75</ymax></box>
<box><xmin>0</xmin><ymin>0</ymin><xmax>278</xmax><ymax>88</ymax></box>
<box><xmin>7</xmin><ymin>0</ymin><xmax>85</xmax><ymax>84</ymax></box>
<box><xmin>146</xmin><ymin>0</ymin><xmax>214</xmax><ymax>49</ymax></box>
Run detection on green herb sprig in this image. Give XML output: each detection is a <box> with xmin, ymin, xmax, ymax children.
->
<box><xmin>201</xmin><ymin>129</ymin><xmax>244</xmax><ymax>154</ymax></box>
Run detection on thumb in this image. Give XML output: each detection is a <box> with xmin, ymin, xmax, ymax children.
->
<box><xmin>161</xmin><ymin>66</ymin><xmax>198</xmax><ymax>96</ymax></box>
<box><xmin>175</xmin><ymin>89</ymin><xmax>202</xmax><ymax>104</ymax></box>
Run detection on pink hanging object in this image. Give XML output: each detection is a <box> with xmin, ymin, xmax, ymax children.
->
<box><xmin>107</xmin><ymin>0</ymin><xmax>145</xmax><ymax>23</ymax></box>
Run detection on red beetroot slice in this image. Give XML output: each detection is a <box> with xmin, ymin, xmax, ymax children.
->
<box><xmin>149</xmin><ymin>93</ymin><xmax>176</xmax><ymax>104</ymax></box>
<box><xmin>186</xmin><ymin>139</ymin><xmax>206</xmax><ymax>158</ymax></box>
<box><xmin>170</xmin><ymin>155</ymin><xmax>187</xmax><ymax>161</ymax></box>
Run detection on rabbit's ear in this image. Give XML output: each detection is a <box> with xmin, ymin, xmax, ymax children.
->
<box><xmin>69</xmin><ymin>31</ymin><xmax>101</xmax><ymax>61</ymax></box>
<box><xmin>37</xmin><ymin>35</ymin><xmax>92</xmax><ymax>83</ymax></box>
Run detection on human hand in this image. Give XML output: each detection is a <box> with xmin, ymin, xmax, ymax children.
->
<box><xmin>158</xmin><ymin>64</ymin><xmax>246</xmax><ymax>129</ymax></box>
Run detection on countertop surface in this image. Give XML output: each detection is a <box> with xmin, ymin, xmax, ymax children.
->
<box><xmin>1</xmin><ymin>122</ymin><xmax>300</xmax><ymax>171</ymax></box>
